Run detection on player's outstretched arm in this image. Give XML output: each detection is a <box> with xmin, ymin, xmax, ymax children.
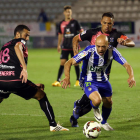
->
<box><xmin>72</xmin><ymin>34</ymin><xmax>81</xmax><ymax>56</ymax></box>
<box><xmin>57</xmin><ymin>34</ymin><xmax>63</xmax><ymax>53</ymax></box>
<box><xmin>117</xmin><ymin>38</ymin><xmax>135</xmax><ymax>47</ymax></box>
<box><xmin>123</xmin><ymin>62</ymin><xmax>136</xmax><ymax>88</ymax></box>
<box><xmin>61</xmin><ymin>58</ymin><xmax>77</xmax><ymax>89</ymax></box>
<box><xmin>14</xmin><ymin>42</ymin><xmax>28</xmax><ymax>83</ymax></box>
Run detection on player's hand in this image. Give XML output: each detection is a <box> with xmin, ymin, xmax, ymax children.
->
<box><xmin>60</xmin><ymin>77</ymin><xmax>71</xmax><ymax>89</ymax></box>
<box><xmin>36</xmin><ymin>83</ymin><xmax>45</xmax><ymax>90</ymax></box>
<box><xmin>20</xmin><ymin>69</ymin><xmax>28</xmax><ymax>83</ymax></box>
<box><xmin>127</xmin><ymin>76</ymin><xmax>136</xmax><ymax>88</ymax></box>
<box><xmin>57</xmin><ymin>45</ymin><xmax>61</xmax><ymax>53</ymax></box>
<box><xmin>117</xmin><ymin>38</ymin><xmax>126</xmax><ymax>46</ymax></box>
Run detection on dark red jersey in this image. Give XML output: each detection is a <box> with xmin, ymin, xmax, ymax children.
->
<box><xmin>79</xmin><ymin>27</ymin><xmax>128</xmax><ymax>48</ymax></box>
<box><xmin>58</xmin><ymin>19</ymin><xmax>83</xmax><ymax>50</ymax></box>
<box><xmin>0</xmin><ymin>38</ymin><xmax>28</xmax><ymax>80</ymax></box>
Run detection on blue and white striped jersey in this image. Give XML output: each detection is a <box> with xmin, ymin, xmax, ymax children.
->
<box><xmin>73</xmin><ymin>45</ymin><xmax>126</xmax><ymax>82</ymax></box>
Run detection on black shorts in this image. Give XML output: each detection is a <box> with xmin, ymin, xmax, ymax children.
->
<box><xmin>0</xmin><ymin>80</ymin><xmax>38</xmax><ymax>100</ymax></box>
<box><xmin>60</xmin><ymin>50</ymin><xmax>74</xmax><ymax>60</ymax></box>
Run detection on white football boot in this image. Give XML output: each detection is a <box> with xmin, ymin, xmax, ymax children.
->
<box><xmin>50</xmin><ymin>124</ymin><xmax>69</xmax><ymax>132</ymax></box>
<box><xmin>93</xmin><ymin>108</ymin><xmax>103</xmax><ymax>122</ymax></box>
<box><xmin>100</xmin><ymin>123</ymin><xmax>114</xmax><ymax>131</ymax></box>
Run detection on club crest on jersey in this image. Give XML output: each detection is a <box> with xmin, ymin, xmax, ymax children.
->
<box><xmin>71</xmin><ymin>23</ymin><xmax>74</xmax><ymax>27</ymax></box>
<box><xmin>66</xmin><ymin>28</ymin><xmax>70</xmax><ymax>34</ymax></box>
<box><xmin>110</xmin><ymin>38</ymin><xmax>114</xmax><ymax>42</ymax></box>
<box><xmin>79</xmin><ymin>51</ymin><xmax>86</xmax><ymax>58</ymax></box>
<box><xmin>81</xmin><ymin>30</ymin><xmax>86</xmax><ymax>35</ymax></box>
<box><xmin>88</xmin><ymin>87</ymin><xmax>92</xmax><ymax>91</ymax></box>
<box><xmin>99</xmin><ymin>58</ymin><xmax>104</xmax><ymax>65</ymax></box>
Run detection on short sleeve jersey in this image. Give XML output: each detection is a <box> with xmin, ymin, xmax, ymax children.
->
<box><xmin>58</xmin><ymin>19</ymin><xmax>83</xmax><ymax>50</ymax></box>
<box><xmin>73</xmin><ymin>45</ymin><xmax>126</xmax><ymax>82</ymax></box>
<box><xmin>79</xmin><ymin>27</ymin><xmax>128</xmax><ymax>75</ymax></box>
<box><xmin>79</xmin><ymin>27</ymin><xmax>128</xmax><ymax>48</ymax></box>
<box><xmin>0</xmin><ymin>38</ymin><xmax>28</xmax><ymax>80</ymax></box>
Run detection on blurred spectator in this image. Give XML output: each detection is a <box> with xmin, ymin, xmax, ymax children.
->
<box><xmin>37</xmin><ymin>9</ymin><xmax>48</xmax><ymax>23</ymax></box>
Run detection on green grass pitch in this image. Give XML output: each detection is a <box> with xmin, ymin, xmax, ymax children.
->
<box><xmin>0</xmin><ymin>47</ymin><xmax>140</xmax><ymax>140</ymax></box>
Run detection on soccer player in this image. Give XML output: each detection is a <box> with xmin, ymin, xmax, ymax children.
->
<box><xmin>61</xmin><ymin>35</ymin><xmax>136</xmax><ymax>131</ymax></box>
<box><xmin>70</xmin><ymin>12</ymin><xmax>135</xmax><ymax>127</ymax></box>
<box><xmin>52</xmin><ymin>5</ymin><xmax>83</xmax><ymax>87</ymax></box>
<box><xmin>0</xmin><ymin>25</ymin><xmax>69</xmax><ymax>132</ymax></box>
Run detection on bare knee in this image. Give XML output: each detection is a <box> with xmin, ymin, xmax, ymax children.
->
<box><xmin>102</xmin><ymin>97</ymin><xmax>113</xmax><ymax>108</ymax></box>
<box><xmin>33</xmin><ymin>89</ymin><xmax>45</xmax><ymax>100</ymax></box>
<box><xmin>93</xmin><ymin>98</ymin><xmax>102</xmax><ymax>107</ymax></box>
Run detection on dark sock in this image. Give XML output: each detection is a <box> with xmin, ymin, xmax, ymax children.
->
<box><xmin>39</xmin><ymin>95</ymin><xmax>57</xmax><ymax>127</ymax></box>
<box><xmin>79</xmin><ymin>102</ymin><xmax>92</xmax><ymax>117</ymax></box>
<box><xmin>70</xmin><ymin>115</ymin><xmax>78</xmax><ymax>125</ymax></box>
<box><xmin>57</xmin><ymin>65</ymin><xmax>64</xmax><ymax>82</ymax></box>
<box><xmin>101</xmin><ymin>105</ymin><xmax>112</xmax><ymax>124</ymax></box>
<box><xmin>76</xmin><ymin>94</ymin><xmax>90</xmax><ymax>106</ymax></box>
<box><xmin>74</xmin><ymin>65</ymin><xmax>80</xmax><ymax>80</ymax></box>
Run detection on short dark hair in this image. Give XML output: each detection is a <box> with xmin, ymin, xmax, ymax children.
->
<box><xmin>64</xmin><ymin>5</ymin><xmax>72</xmax><ymax>11</ymax></box>
<box><xmin>14</xmin><ymin>25</ymin><xmax>30</xmax><ymax>36</ymax></box>
<box><xmin>102</xmin><ymin>12</ymin><xmax>114</xmax><ymax>19</ymax></box>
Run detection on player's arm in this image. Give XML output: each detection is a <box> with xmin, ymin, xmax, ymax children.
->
<box><xmin>117</xmin><ymin>34</ymin><xmax>135</xmax><ymax>47</ymax></box>
<box><xmin>113</xmin><ymin>48</ymin><xmax>136</xmax><ymax>88</ymax></box>
<box><xmin>14</xmin><ymin>42</ymin><xmax>27</xmax><ymax>83</ymax></box>
<box><xmin>57</xmin><ymin>33</ymin><xmax>63</xmax><ymax>53</ymax></box>
<box><xmin>72</xmin><ymin>34</ymin><xmax>82</xmax><ymax>56</ymax></box>
<box><xmin>123</xmin><ymin>62</ymin><xmax>136</xmax><ymax>87</ymax></box>
<box><xmin>60</xmin><ymin>58</ymin><xmax>77</xmax><ymax>89</ymax></box>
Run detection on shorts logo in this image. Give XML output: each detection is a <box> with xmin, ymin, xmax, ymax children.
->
<box><xmin>81</xmin><ymin>30</ymin><xmax>86</xmax><ymax>36</ymax></box>
<box><xmin>79</xmin><ymin>51</ymin><xmax>86</xmax><ymax>58</ymax></box>
<box><xmin>88</xmin><ymin>87</ymin><xmax>92</xmax><ymax>91</ymax></box>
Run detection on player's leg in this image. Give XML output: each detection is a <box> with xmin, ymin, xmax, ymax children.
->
<box><xmin>70</xmin><ymin>101</ymin><xmax>92</xmax><ymax>127</ymax></box>
<box><xmin>72</xmin><ymin>94</ymin><xmax>90</xmax><ymax>119</ymax></box>
<box><xmin>52</xmin><ymin>50</ymin><xmax>68</xmax><ymax>87</ymax></box>
<box><xmin>0</xmin><ymin>90</ymin><xmax>11</xmax><ymax>103</ymax></box>
<box><xmin>70</xmin><ymin>50</ymin><xmax>80</xmax><ymax>86</ymax></box>
<box><xmin>99</xmin><ymin>81</ymin><xmax>113</xmax><ymax>131</ymax></box>
<box><xmin>33</xmin><ymin>88</ymin><xmax>69</xmax><ymax>131</ymax></box>
<box><xmin>101</xmin><ymin>96</ymin><xmax>113</xmax><ymax>131</ymax></box>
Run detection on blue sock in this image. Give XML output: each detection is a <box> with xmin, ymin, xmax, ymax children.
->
<box><xmin>90</xmin><ymin>100</ymin><xmax>98</xmax><ymax>109</ymax></box>
<box><xmin>101</xmin><ymin>105</ymin><xmax>112</xmax><ymax>124</ymax></box>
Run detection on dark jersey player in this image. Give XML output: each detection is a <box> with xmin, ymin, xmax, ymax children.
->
<box><xmin>0</xmin><ymin>25</ymin><xmax>69</xmax><ymax>132</ymax></box>
<box><xmin>52</xmin><ymin>5</ymin><xmax>83</xmax><ymax>87</ymax></box>
<box><xmin>70</xmin><ymin>12</ymin><xmax>135</xmax><ymax>127</ymax></box>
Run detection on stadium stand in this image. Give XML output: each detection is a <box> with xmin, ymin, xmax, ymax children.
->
<box><xmin>0</xmin><ymin>0</ymin><xmax>140</xmax><ymax>23</ymax></box>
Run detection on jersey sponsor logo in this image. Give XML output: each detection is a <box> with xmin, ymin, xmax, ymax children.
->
<box><xmin>0</xmin><ymin>64</ymin><xmax>15</xmax><ymax>69</ymax></box>
<box><xmin>78</xmin><ymin>51</ymin><xmax>86</xmax><ymax>58</ymax></box>
<box><xmin>81</xmin><ymin>30</ymin><xmax>86</xmax><ymax>36</ymax></box>
<box><xmin>89</xmin><ymin>66</ymin><xmax>103</xmax><ymax>72</ymax></box>
<box><xmin>0</xmin><ymin>71</ymin><xmax>15</xmax><ymax>76</ymax></box>
<box><xmin>21</xmin><ymin>40</ymin><xmax>26</xmax><ymax>45</ymax></box>
<box><xmin>110</xmin><ymin>38</ymin><xmax>114</xmax><ymax>42</ymax></box>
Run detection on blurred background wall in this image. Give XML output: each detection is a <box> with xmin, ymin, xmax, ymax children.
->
<box><xmin>0</xmin><ymin>0</ymin><xmax>140</xmax><ymax>48</ymax></box>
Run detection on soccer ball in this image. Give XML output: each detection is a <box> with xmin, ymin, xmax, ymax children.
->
<box><xmin>83</xmin><ymin>121</ymin><xmax>101</xmax><ymax>139</ymax></box>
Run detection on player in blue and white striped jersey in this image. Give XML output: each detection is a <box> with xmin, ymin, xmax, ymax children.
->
<box><xmin>61</xmin><ymin>35</ymin><xmax>136</xmax><ymax>131</ymax></box>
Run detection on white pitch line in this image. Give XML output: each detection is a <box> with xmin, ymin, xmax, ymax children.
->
<box><xmin>0</xmin><ymin>113</ymin><xmax>94</xmax><ymax>118</ymax></box>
